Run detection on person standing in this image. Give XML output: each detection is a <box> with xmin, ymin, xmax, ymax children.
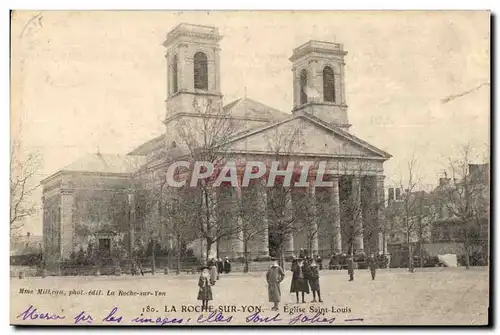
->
<box><xmin>223</xmin><ymin>257</ymin><xmax>232</xmax><ymax>274</ymax></box>
<box><xmin>308</xmin><ymin>260</ymin><xmax>323</xmax><ymax>303</ymax></box>
<box><xmin>266</xmin><ymin>258</ymin><xmax>285</xmax><ymax>311</ymax></box>
<box><xmin>217</xmin><ymin>258</ymin><xmax>224</xmax><ymax>275</ymax></box>
<box><xmin>290</xmin><ymin>258</ymin><xmax>310</xmax><ymax>303</ymax></box>
<box><xmin>208</xmin><ymin>258</ymin><xmax>218</xmax><ymax>285</ymax></box>
<box><xmin>347</xmin><ymin>255</ymin><xmax>354</xmax><ymax>282</ymax></box>
<box><xmin>197</xmin><ymin>266</ymin><xmax>213</xmax><ymax>312</ymax></box>
<box><xmin>368</xmin><ymin>253</ymin><xmax>377</xmax><ymax>280</ymax></box>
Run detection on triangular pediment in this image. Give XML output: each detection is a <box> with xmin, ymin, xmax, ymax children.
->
<box><xmin>225</xmin><ymin>114</ymin><xmax>391</xmax><ymax>159</ymax></box>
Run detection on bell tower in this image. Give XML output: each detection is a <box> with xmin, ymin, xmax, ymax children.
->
<box><xmin>163</xmin><ymin>23</ymin><xmax>223</xmax><ymax>120</ymax></box>
<box><xmin>290</xmin><ymin>40</ymin><xmax>350</xmax><ymax>129</ymax></box>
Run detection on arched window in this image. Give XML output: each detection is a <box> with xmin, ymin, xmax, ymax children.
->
<box><xmin>300</xmin><ymin>69</ymin><xmax>308</xmax><ymax>105</ymax></box>
<box><xmin>172</xmin><ymin>54</ymin><xmax>178</xmax><ymax>94</ymax></box>
<box><xmin>194</xmin><ymin>52</ymin><xmax>208</xmax><ymax>90</ymax></box>
<box><xmin>323</xmin><ymin>66</ymin><xmax>335</xmax><ymax>102</ymax></box>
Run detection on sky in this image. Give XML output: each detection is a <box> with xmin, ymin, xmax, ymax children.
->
<box><xmin>11</xmin><ymin>11</ymin><xmax>490</xmax><ymax>235</ymax></box>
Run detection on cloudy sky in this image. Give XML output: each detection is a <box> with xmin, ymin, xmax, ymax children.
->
<box><xmin>11</xmin><ymin>11</ymin><xmax>490</xmax><ymax>234</ymax></box>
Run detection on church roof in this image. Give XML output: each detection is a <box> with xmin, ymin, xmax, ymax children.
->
<box><xmin>60</xmin><ymin>153</ymin><xmax>146</xmax><ymax>174</ymax></box>
<box><xmin>223</xmin><ymin>98</ymin><xmax>290</xmax><ymax>121</ymax></box>
<box><xmin>128</xmin><ymin>134</ymin><xmax>165</xmax><ymax>155</ymax></box>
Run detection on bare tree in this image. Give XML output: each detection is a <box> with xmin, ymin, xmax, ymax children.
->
<box><xmin>439</xmin><ymin>144</ymin><xmax>489</xmax><ymax>269</ymax></box>
<box><xmin>10</xmin><ymin>141</ymin><xmax>41</xmax><ymax>231</ymax></box>
<box><xmin>262</xmin><ymin>123</ymin><xmax>312</xmax><ymax>268</ymax></box>
<box><xmin>174</xmin><ymin>97</ymin><xmax>242</xmax><ymax>262</ymax></box>
<box><xmin>335</xmin><ymin>159</ymin><xmax>384</xmax><ymax>259</ymax></box>
<box><xmin>164</xmin><ymin>186</ymin><xmax>200</xmax><ymax>274</ymax></box>
<box><xmin>389</xmin><ymin>154</ymin><xmax>438</xmax><ymax>272</ymax></box>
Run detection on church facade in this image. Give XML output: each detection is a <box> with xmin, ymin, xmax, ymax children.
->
<box><xmin>41</xmin><ymin>23</ymin><xmax>391</xmax><ymax>268</ymax></box>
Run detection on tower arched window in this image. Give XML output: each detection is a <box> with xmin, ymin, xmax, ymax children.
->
<box><xmin>194</xmin><ymin>52</ymin><xmax>208</xmax><ymax>90</ymax></box>
<box><xmin>300</xmin><ymin>69</ymin><xmax>308</xmax><ymax>105</ymax></box>
<box><xmin>323</xmin><ymin>66</ymin><xmax>335</xmax><ymax>102</ymax></box>
<box><xmin>172</xmin><ymin>54</ymin><xmax>179</xmax><ymax>94</ymax></box>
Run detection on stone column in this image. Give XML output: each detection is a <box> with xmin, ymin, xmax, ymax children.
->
<box><xmin>128</xmin><ymin>193</ymin><xmax>136</xmax><ymax>258</ymax></box>
<box><xmin>231</xmin><ymin>187</ymin><xmax>244</xmax><ymax>259</ymax></box>
<box><xmin>214</xmin><ymin>47</ymin><xmax>221</xmax><ymax>92</ymax></box>
<box><xmin>340</xmin><ymin>62</ymin><xmax>346</xmax><ymax>105</ymax></box>
<box><xmin>308</xmin><ymin>183</ymin><xmax>319</xmax><ymax>256</ymax></box>
<box><xmin>60</xmin><ymin>189</ymin><xmax>75</xmax><ymax>261</ymax></box>
<box><xmin>310</xmin><ymin>60</ymin><xmax>321</xmax><ymax>103</ymax></box>
<box><xmin>352</xmin><ymin>176</ymin><xmax>364</xmax><ymax>255</ymax></box>
<box><xmin>376</xmin><ymin>176</ymin><xmax>386</xmax><ymax>255</ymax></box>
<box><xmin>256</xmin><ymin>183</ymin><xmax>270</xmax><ymax>259</ymax></box>
<box><xmin>330</xmin><ymin>176</ymin><xmax>342</xmax><ymax>255</ymax></box>
<box><xmin>284</xmin><ymin>189</ymin><xmax>295</xmax><ymax>258</ymax></box>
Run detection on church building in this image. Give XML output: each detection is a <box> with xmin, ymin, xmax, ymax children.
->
<box><xmin>41</xmin><ymin>23</ymin><xmax>391</xmax><ymax>268</ymax></box>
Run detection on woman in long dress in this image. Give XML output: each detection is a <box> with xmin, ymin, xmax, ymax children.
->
<box><xmin>290</xmin><ymin>258</ymin><xmax>310</xmax><ymax>303</ymax></box>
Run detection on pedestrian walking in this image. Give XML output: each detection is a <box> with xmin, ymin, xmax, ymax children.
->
<box><xmin>197</xmin><ymin>265</ymin><xmax>213</xmax><ymax>312</ymax></box>
<box><xmin>368</xmin><ymin>253</ymin><xmax>377</xmax><ymax>280</ymax></box>
<box><xmin>266</xmin><ymin>258</ymin><xmax>285</xmax><ymax>311</ymax></box>
<box><xmin>223</xmin><ymin>257</ymin><xmax>232</xmax><ymax>274</ymax></box>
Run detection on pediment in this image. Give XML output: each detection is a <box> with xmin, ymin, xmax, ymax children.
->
<box><xmin>226</xmin><ymin>115</ymin><xmax>390</xmax><ymax>159</ymax></box>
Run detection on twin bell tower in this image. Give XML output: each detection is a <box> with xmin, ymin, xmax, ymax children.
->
<box><xmin>163</xmin><ymin>23</ymin><xmax>350</xmax><ymax>130</ymax></box>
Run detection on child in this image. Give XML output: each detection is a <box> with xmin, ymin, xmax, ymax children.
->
<box><xmin>308</xmin><ymin>260</ymin><xmax>323</xmax><ymax>302</ymax></box>
<box><xmin>197</xmin><ymin>266</ymin><xmax>213</xmax><ymax>312</ymax></box>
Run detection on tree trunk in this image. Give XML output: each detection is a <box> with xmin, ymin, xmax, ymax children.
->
<box><xmin>464</xmin><ymin>228</ymin><xmax>471</xmax><ymax>270</ymax></box>
<box><xmin>151</xmin><ymin>241</ymin><xmax>156</xmax><ymax>275</ymax></box>
<box><xmin>279</xmin><ymin>246</ymin><xmax>285</xmax><ymax>270</ymax></box>
<box><xmin>243</xmin><ymin>240</ymin><xmax>249</xmax><ymax>273</ymax></box>
<box><xmin>205</xmin><ymin>239</ymin><xmax>212</xmax><ymax>262</ymax></box>
<box><xmin>408</xmin><ymin>238</ymin><xmax>414</xmax><ymax>273</ymax></box>
<box><xmin>419</xmin><ymin>244</ymin><xmax>424</xmax><ymax>268</ymax></box>
<box><xmin>176</xmin><ymin>235</ymin><xmax>181</xmax><ymax>275</ymax></box>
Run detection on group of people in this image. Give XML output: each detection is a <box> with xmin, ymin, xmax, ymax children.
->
<box><xmin>197</xmin><ymin>257</ymin><xmax>232</xmax><ymax>311</ymax></box>
<box><xmin>266</xmin><ymin>256</ymin><xmax>322</xmax><ymax>311</ymax></box>
<box><xmin>197</xmin><ymin>252</ymin><xmax>379</xmax><ymax>312</ymax></box>
<box><xmin>347</xmin><ymin>253</ymin><xmax>378</xmax><ymax>281</ymax></box>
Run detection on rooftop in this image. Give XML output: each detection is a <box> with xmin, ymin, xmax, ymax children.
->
<box><xmin>290</xmin><ymin>40</ymin><xmax>347</xmax><ymax>62</ymax></box>
<box><xmin>164</xmin><ymin>23</ymin><xmax>222</xmax><ymax>47</ymax></box>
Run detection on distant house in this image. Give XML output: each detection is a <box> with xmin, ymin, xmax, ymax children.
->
<box><xmin>10</xmin><ymin>232</ymin><xmax>43</xmax><ymax>266</ymax></box>
<box><xmin>429</xmin><ymin>164</ymin><xmax>489</xmax><ymax>264</ymax></box>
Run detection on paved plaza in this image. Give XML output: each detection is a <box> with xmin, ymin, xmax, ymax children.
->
<box><xmin>11</xmin><ymin>267</ymin><xmax>489</xmax><ymax>326</ymax></box>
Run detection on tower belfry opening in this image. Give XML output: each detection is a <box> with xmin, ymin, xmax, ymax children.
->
<box><xmin>290</xmin><ymin>40</ymin><xmax>350</xmax><ymax>129</ymax></box>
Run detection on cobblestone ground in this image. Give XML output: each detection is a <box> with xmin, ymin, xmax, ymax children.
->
<box><xmin>11</xmin><ymin>267</ymin><xmax>489</xmax><ymax>326</ymax></box>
